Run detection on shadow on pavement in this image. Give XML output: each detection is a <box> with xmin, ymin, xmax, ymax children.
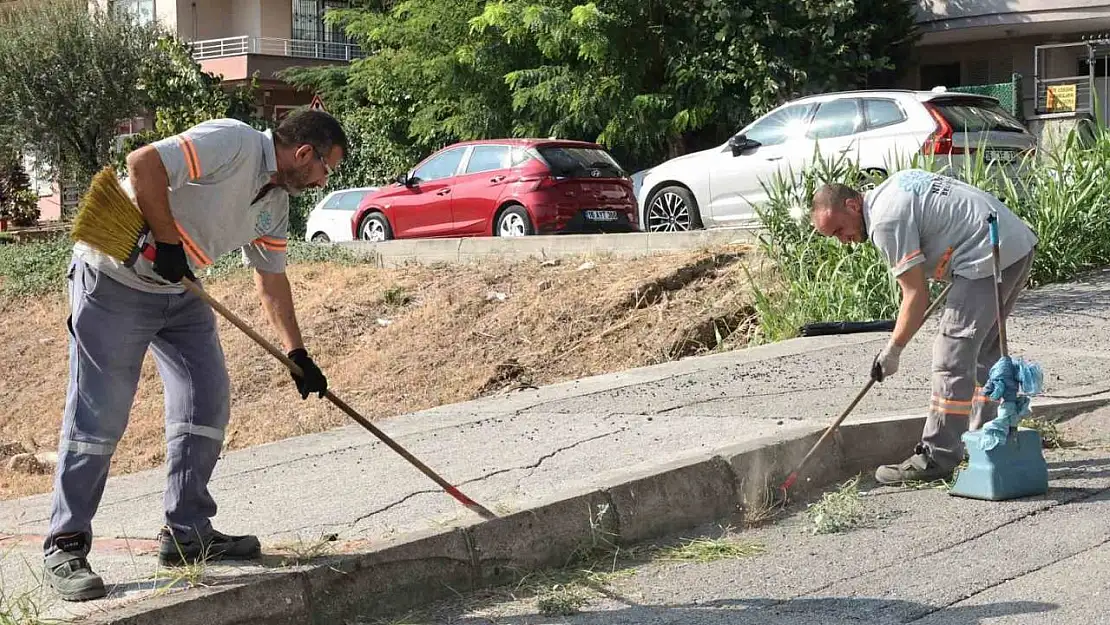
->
<box><xmin>1016</xmin><ymin>271</ymin><xmax>1110</xmax><ymax>318</ymax></box>
<box><xmin>445</xmin><ymin>597</ymin><xmax>1058</xmax><ymax>624</ymax></box>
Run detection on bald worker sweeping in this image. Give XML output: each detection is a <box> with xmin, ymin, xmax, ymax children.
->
<box><xmin>809</xmin><ymin>169</ymin><xmax>1037</xmax><ymax>485</ymax></box>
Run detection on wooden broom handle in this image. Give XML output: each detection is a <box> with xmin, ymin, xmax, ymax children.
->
<box><xmin>180</xmin><ymin>277</ymin><xmax>498</xmax><ymax>521</ymax></box>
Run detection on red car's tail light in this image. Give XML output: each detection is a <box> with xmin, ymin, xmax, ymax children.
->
<box><xmin>519</xmin><ymin>175</ymin><xmax>560</xmax><ymax>191</ymax></box>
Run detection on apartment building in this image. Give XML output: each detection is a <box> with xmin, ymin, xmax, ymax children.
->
<box><xmin>105</xmin><ymin>0</ymin><xmax>362</xmax><ymax>123</ymax></box>
<box><xmin>903</xmin><ymin>0</ymin><xmax>1110</xmax><ymax>135</ymax></box>
<box><xmin>10</xmin><ymin>0</ymin><xmax>362</xmax><ymax>222</ymax></box>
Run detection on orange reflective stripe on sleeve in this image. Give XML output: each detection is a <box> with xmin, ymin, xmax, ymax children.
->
<box><xmin>176</xmin><ymin>224</ymin><xmax>213</xmax><ymax>267</ymax></box>
<box><xmin>178</xmin><ymin>136</ymin><xmax>202</xmax><ymax>180</ymax></box>
<box><xmin>896</xmin><ymin>250</ymin><xmax>923</xmax><ymax>270</ymax></box>
<box><xmin>934</xmin><ymin>247</ymin><xmax>954</xmax><ymax>280</ymax></box>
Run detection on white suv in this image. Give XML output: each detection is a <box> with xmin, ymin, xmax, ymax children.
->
<box><xmin>636</xmin><ymin>89</ymin><xmax>1037</xmax><ymax>231</ymax></box>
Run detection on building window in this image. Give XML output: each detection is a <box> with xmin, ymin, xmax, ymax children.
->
<box><xmin>1079</xmin><ymin>57</ymin><xmax>1110</xmax><ymax>78</ymax></box>
<box><xmin>292</xmin><ymin>0</ymin><xmax>350</xmax><ymax>43</ymax></box>
<box><xmin>112</xmin><ymin>0</ymin><xmax>155</xmax><ymax>25</ymax></box>
<box><xmin>920</xmin><ymin>63</ymin><xmax>961</xmax><ymax>90</ymax></box>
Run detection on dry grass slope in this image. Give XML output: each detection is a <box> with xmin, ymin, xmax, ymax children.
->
<box><xmin>0</xmin><ymin>243</ymin><xmax>762</xmax><ymax>499</ymax></box>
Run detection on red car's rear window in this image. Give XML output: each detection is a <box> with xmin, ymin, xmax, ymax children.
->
<box><xmin>536</xmin><ymin>145</ymin><xmax>626</xmax><ymax>178</ymax></box>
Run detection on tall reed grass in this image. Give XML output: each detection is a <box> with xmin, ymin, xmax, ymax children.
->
<box><xmin>749</xmin><ymin>122</ymin><xmax>1110</xmax><ymax>343</ymax></box>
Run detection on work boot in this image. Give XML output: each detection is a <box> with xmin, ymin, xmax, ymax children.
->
<box><xmin>158</xmin><ymin>526</ymin><xmax>261</xmax><ymax>566</ymax></box>
<box><xmin>875</xmin><ymin>444</ymin><xmax>955</xmax><ymax>485</ymax></box>
<box><xmin>43</xmin><ymin>534</ymin><xmax>107</xmax><ymax>602</ymax></box>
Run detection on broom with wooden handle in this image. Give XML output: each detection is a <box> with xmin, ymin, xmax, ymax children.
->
<box><xmin>72</xmin><ymin>166</ymin><xmax>498</xmax><ymax>522</ymax></box>
<box><xmin>778</xmin><ymin>281</ymin><xmax>953</xmax><ymax>498</ymax></box>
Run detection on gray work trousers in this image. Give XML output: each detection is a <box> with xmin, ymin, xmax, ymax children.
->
<box><xmin>44</xmin><ymin>257</ymin><xmax>231</xmax><ymax>555</ymax></box>
<box><xmin>922</xmin><ymin>250</ymin><xmax>1035</xmax><ymax>468</ymax></box>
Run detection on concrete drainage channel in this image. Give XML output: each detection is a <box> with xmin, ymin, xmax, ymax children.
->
<box><xmin>85</xmin><ymin>394</ymin><xmax>1110</xmax><ymax>625</ymax></box>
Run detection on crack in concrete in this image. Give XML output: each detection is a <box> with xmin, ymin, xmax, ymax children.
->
<box><xmin>797</xmin><ymin>484</ymin><xmax>1110</xmax><ymax>601</ymax></box>
<box><xmin>489</xmin><ymin>341</ymin><xmax>885</xmax><ymax>417</ymax></box>
<box><xmin>338</xmin><ymin>428</ymin><xmax>629</xmax><ymax>531</ymax></box>
<box><xmin>698</xmin><ymin>482</ymin><xmax>1110</xmax><ymax>620</ymax></box>
<box><xmin>903</xmin><ymin>531</ymin><xmax>1110</xmax><ymax>623</ymax></box>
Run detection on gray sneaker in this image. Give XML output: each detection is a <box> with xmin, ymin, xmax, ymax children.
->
<box><xmin>158</xmin><ymin>526</ymin><xmax>261</xmax><ymax>567</ymax></box>
<box><xmin>43</xmin><ymin>534</ymin><xmax>106</xmax><ymax>602</ymax></box>
<box><xmin>875</xmin><ymin>445</ymin><xmax>955</xmax><ymax>485</ymax></box>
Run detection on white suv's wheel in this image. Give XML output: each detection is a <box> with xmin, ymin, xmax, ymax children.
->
<box><xmin>646</xmin><ymin>186</ymin><xmax>702</xmax><ymax>232</ymax></box>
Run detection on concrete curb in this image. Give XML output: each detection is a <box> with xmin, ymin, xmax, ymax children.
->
<box><xmin>338</xmin><ymin>228</ymin><xmax>758</xmax><ymax>267</ymax></box>
<box><xmin>85</xmin><ymin>393</ymin><xmax>1110</xmax><ymax>625</ymax></box>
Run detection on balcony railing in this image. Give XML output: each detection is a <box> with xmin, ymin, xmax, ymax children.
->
<box><xmin>1035</xmin><ymin>76</ymin><xmax>1093</xmax><ymax>115</ymax></box>
<box><xmin>190</xmin><ymin>36</ymin><xmax>366</xmax><ymax>62</ymax></box>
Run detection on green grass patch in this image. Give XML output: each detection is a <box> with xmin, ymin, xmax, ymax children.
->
<box><xmin>0</xmin><ymin>545</ymin><xmax>57</xmax><ymax>625</ymax></box>
<box><xmin>0</xmin><ymin>235</ymin><xmax>72</xmax><ymax>298</ymax></box>
<box><xmin>654</xmin><ymin>535</ymin><xmax>765</xmax><ymax>563</ymax></box>
<box><xmin>805</xmin><ymin>475</ymin><xmax>866</xmax><ymax>535</ymax></box>
<box><xmin>1020</xmin><ymin>417</ymin><xmax>1073</xmax><ymax>449</ymax></box>
<box><xmin>0</xmin><ymin>589</ymin><xmax>52</xmax><ymax>625</ymax></box>
<box><xmin>749</xmin><ymin>125</ymin><xmax>1110</xmax><ymax>342</ymax></box>
<box><xmin>536</xmin><ymin>584</ymin><xmax>591</xmax><ymax>617</ymax></box>
<box><xmin>0</xmin><ymin>237</ymin><xmax>365</xmax><ymax>299</ymax></box>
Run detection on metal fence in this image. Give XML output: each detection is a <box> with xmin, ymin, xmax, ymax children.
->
<box><xmin>949</xmin><ymin>73</ymin><xmax>1024</xmax><ymax>120</ymax></box>
<box><xmin>190</xmin><ymin>36</ymin><xmax>366</xmax><ymax>62</ymax></box>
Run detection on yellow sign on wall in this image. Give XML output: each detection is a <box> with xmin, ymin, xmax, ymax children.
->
<box><xmin>1045</xmin><ymin>84</ymin><xmax>1077</xmax><ymax>113</ymax></box>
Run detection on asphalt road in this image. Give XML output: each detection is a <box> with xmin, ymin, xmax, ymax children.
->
<box><xmin>409</xmin><ymin>407</ymin><xmax>1110</xmax><ymax>625</ymax></box>
<box><xmin>5</xmin><ymin>268</ymin><xmax>1110</xmax><ymax>622</ymax></box>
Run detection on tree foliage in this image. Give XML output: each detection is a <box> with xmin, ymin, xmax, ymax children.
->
<box><xmin>140</xmin><ymin>37</ymin><xmax>262</xmax><ymax>138</ymax></box>
<box><xmin>0</xmin><ymin>1</ymin><xmax>161</xmax><ymax>188</ymax></box>
<box><xmin>0</xmin><ymin>2</ymin><xmax>264</xmax><ymax>196</ymax></box>
<box><xmin>286</xmin><ymin>0</ymin><xmax>918</xmax><ymax>172</ymax></box>
<box><xmin>471</xmin><ymin>0</ymin><xmax>920</xmax><ymax>166</ymax></box>
<box><xmin>114</xmin><ymin>36</ymin><xmax>264</xmax><ymax>170</ymax></box>
<box><xmin>0</xmin><ymin>159</ymin><xmax>40</xmax><ymax>227</ymax></box>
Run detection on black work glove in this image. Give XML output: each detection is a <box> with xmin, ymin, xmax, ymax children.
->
<box><xmin>153</xmin><ymin>242</ymin><xmax>196</xmax><ymax>283</ymax></box>
<box><xmin>288</xmin><ymin>348</ymin><xmax>328</xmax><ymax>399</ymax></box>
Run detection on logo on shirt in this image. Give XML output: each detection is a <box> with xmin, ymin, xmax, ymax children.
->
<box><xmin>895</xmin><ymin>170</ymin><xmax>935</xmax><ymax>195</ymax></box>
<box><xmin>895</xmin><ymin>170</ymin><xmax>953</xmax><ymax>198</ymax></box>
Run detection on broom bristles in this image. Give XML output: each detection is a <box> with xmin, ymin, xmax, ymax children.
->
<box><xmin>71</xmin><ymin>166</ymin><xmax>147</xmax><ymax>263</ymax></box>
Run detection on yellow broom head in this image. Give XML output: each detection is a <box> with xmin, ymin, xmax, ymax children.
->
<box><xmin>71</xmin><ymin>166</ymin><xmax>148</xmax><ymax>263</ymax></box>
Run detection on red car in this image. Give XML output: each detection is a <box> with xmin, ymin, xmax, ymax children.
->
<box><xmin>350</xmin><ymin>139</ymin><xmax>638</xmax><ymax>241</ymax></box>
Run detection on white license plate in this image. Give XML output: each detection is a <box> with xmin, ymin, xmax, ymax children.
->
<box><xmin>585</xmin><ymin>210</ymin><xmax>618</xmax><ymax>221</ymax></box>
<box><xmin>985</xmin><ymin>149</ymin><xmax>1017</xmax><ymax>163</ymax></box>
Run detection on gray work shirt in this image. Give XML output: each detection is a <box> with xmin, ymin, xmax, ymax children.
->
<box><xmin>862</xmin><ymin>169</ymin><xmax>1037</xmax><ymax>281</ymax></box>
<box><xmin>74</xmin><ymin>118</ymin><xmax>290</xmax><ymax>294</ymax></box>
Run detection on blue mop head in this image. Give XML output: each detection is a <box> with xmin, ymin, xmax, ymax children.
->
<box><xmin>979</xmin><ymin>356</ymin><xmax>1044</xmax><ymax>451</ymax></box>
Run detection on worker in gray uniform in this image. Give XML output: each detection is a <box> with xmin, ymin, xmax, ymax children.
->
<box><xmin>809</xmin><ymin>169</ymin><xmax>1037</xmax><ymax>485</ymax></box>
<box><xmin>43</xmin><ymin>109</ymin><xmax>348</xmax><ymax>602</ymax></box>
